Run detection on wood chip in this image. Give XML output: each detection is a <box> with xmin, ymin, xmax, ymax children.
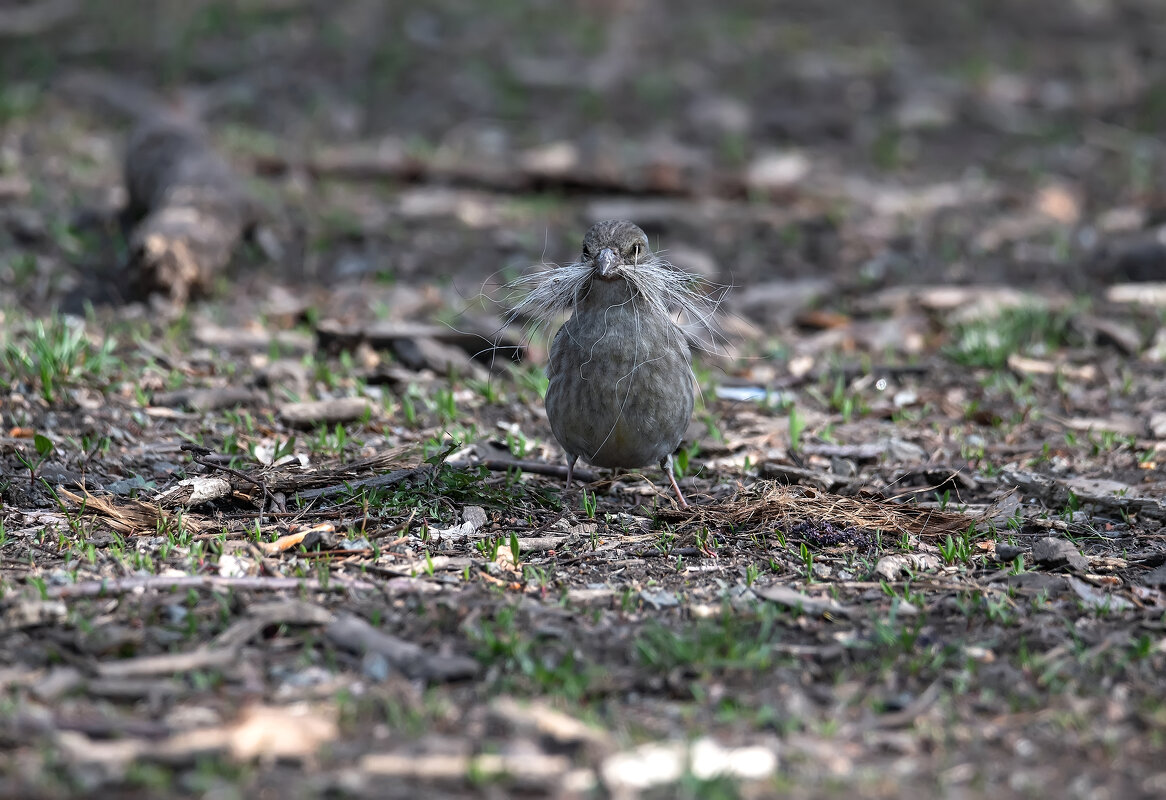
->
<box><xmin>154</xmin><ymin>476</ymin><xmax>232</xmax><ymax>508</ymax></box>
<box><xmin>1007</xmin><ymin>354</ymin><xmax>1097</xmax><ymax>382</ymax></box>
<box><xmin>1066</xmin><ymin>576</ymin><xmax>1133</xmax><ymax>611</ymax></box>
<box><xmin>0</xmin><ymin>597</ymin><xmax>67</xmax><ymax>632</ymax></box>
<box><xmin>390</xmin><ymin>336</ymin><xmax>485</xmax><ymax>378</ymax></box>
<box><xmin>279</xmin><ymin>397</ymin><xmax>377</xmax><ymax>428</ymax></box>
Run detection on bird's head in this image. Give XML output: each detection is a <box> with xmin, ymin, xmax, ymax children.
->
<box><xmin>581</xmin><ymin>220</ymin><xmax>650</xmax><ymax>281</ymax></box>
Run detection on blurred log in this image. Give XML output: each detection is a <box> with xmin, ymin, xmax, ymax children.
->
<box><xmin>0</xmin><ymin>0</ymin><xmax>78</xmax><ymax>37</ymax></box>
<box><xmin>252</xmin><ymin>139</ymin><xmax>747</xmax><ymax>200</ymax></box>
<box><xmin>122</xmin><ymin>114</ymin><xmax>254</xmax><ymax>306</ymax></box>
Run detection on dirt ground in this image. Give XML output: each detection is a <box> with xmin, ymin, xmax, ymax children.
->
<box><xmin>2</xmin><ymin>1</ymin><xmax>1166</xmax><ymax>798</ymax></box>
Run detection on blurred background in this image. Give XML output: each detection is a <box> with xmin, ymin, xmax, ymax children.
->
<box><xmin>2</xmin><ymin>0</ymin><xmax>1166</xmax><ymax>326</ymax></box>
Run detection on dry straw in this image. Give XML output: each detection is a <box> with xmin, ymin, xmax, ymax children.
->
<box><xmin>657</xmin><ymin>482</ymin><xmax>978</xmax><ymax>540</ymax></box>
<box><xmin>504</xmin><ymin>249</ymin><xmax>730</xmax><ymax>355</ymax></box>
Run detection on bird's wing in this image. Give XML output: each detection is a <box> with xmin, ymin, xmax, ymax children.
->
<box><xmin>546</xmin><ymin>322</ymin><xmax>569</xmax><ymax>380</ymax></box>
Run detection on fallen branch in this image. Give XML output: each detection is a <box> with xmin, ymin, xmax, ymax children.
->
<box><xmin>55</xmin><ymin>703</ymin><xmax>337</xmax><ymax>769</ymax></box>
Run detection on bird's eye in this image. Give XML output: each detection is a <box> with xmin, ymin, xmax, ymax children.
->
<box><xmin>628</xmin><ymin>243</ymin><xmax>642</xmax><ymax>260</ymax></box>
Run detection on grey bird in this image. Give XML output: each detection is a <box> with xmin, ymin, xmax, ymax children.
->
<box><xmin>544</xmin><ymin>220</ymin><xmax>696</xmax><ymax>507</ymax></box>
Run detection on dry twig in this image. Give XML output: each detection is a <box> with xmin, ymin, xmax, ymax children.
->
<box><xmin>46</xmin><ymin>574</ymin><xmax>377</xmax><ymax>599</ymax></box>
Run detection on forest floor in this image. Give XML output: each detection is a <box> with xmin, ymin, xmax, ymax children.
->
<box><xmin>2</xmin><ymin>1</ymin><xmax>1166</xmax><ymax>798</ymax></box>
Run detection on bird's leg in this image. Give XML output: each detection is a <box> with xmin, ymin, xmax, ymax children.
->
<box><xmin>565</xmin><ymin>453</ymin><xmax>578</xmax><ymax>491</ymax></box>
<box><xmin>660</xmin><ymin>454</ymin><xmax>689</xmax><ymax>508</ymax></box>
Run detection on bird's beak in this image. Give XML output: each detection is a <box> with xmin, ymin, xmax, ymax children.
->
<box><xmin>596</xmin><ymin>247</ymin><xmax>618</xmax><ymax>278</ymax></box>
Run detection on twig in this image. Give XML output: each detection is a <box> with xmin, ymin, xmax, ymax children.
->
<box><xmin>96</xmin><ymin>647</ymin><xmax>237</xmax><ymax>679</ymax></box>
<box><xmin>368</xmin><ymin>509</ymin><xmax>415</xmax><ymax>541</ymax></box>
<box><xmin>293</xmin><ymin>465</ymin><xmax>431</xmax><ymax>501</ymax></box>
<box><xmin>860</xmin><ymin>680</ymin><xmax>943</xmax><ymax>730</ymax></box>
<box><xmin>481</xmin><ymin>458</ymin><xmax>597</xmax><ymax>483</ymax></box>
<box><xmin>323</xmin><ymin>613</ymin><xmax>479</xmax><ymax>682</ymax></box>
<box><xmin>94</xmin><ymin>601</ymin><xmax>335</xmax><ymax>679</ymax></box>
<box><xmin>45</xmin><ymin>574</ymin><xmax>377</xmax><ymax>599</ymax></box>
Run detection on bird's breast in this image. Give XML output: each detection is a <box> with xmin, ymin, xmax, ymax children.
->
<box><xmin>545</xmin><ymin>295</ymin><xmax>694</xmax><ymax>469</ymax></box>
